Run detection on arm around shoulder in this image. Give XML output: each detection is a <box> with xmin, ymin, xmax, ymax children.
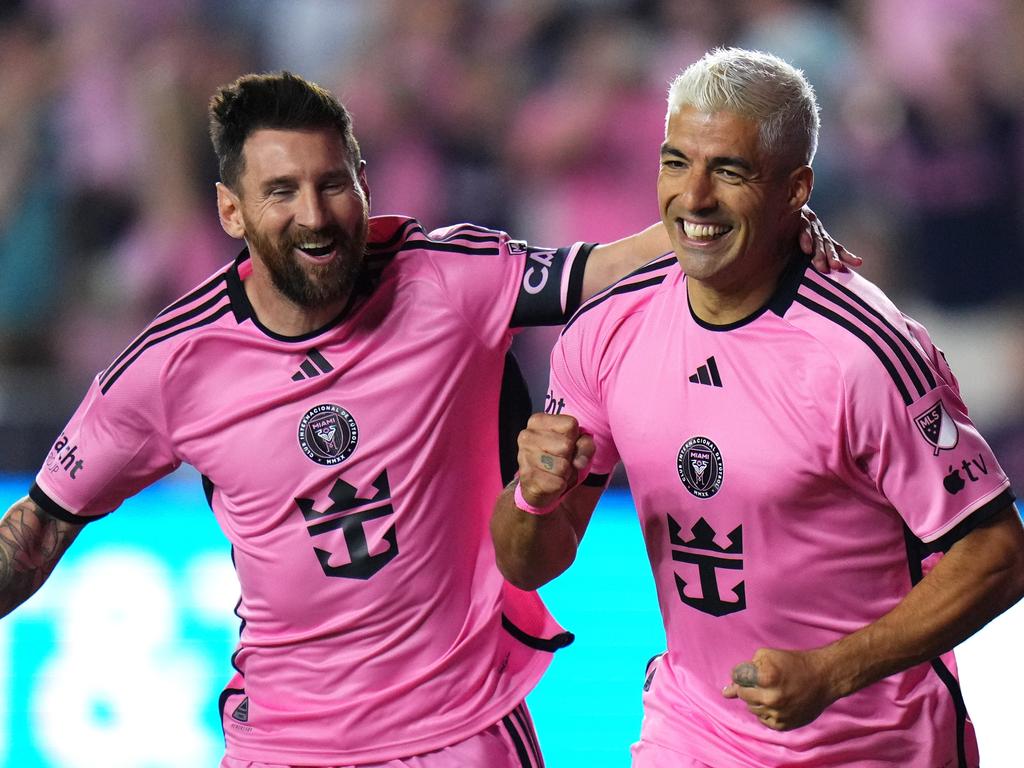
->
<box><xmin>582</xmin><ymin>223</ymin><xmax>670</xmax><ymax>302</ymax></box>
<box><xmin>0</xmin><ymin>496</ymin><xmax>84</xmax><ymax>618</ymax></box>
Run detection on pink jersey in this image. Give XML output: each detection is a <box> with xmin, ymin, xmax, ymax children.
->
<box><xmin>550</xmin><ymin>253</ymin><xmax>1014</xmax><ymax>768</ymax></box>
<box><xmin>33</xmin><ymin>216</ymin><xmax>592</xmax><ymax>765</ymax></box>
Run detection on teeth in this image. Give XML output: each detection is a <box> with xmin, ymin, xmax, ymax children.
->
<box><xmin>297</xmin><ymin>241</ymin><xmax>333</xmax><ymax>249</ymax></box>
<box><xmin>682</xmin><ymin>221</ymin><xmax>729</xmax><ymax>240</ymax></box>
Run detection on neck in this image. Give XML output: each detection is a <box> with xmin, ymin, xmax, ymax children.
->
<box><xmin>687</xmin><ymin>250</ymin><xmax>792</xmax><ymax>326</ymax></box>
<box><xmin>244</xmin><ymin>261</ymin><xmax>350</xmax><ymax>337</ymax></box>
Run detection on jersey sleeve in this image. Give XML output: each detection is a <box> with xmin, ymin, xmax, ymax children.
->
<box><xmin>425</xmin><ymin>223</ymin><xmax>594</xmax><ymax>338</ymax></box>
<box><xmin>845</xmin><ymin>323</ymin><xmax>1013</xmax><ymax>551</ymax></box>
<box><xmin>31</xmin><ymin>359</ymin><xmax>180</xmax><ymax>523</ymax></box>
<box><xmin>547</xmin><ymin>322</ymin><xmax>620</xmax><ymax>480</ymax></box>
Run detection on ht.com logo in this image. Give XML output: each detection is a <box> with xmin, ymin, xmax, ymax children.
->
<box><xmin>295</xmin><ymin>470</ymin><xmax>398</xmax><ymax>579</ymax></box>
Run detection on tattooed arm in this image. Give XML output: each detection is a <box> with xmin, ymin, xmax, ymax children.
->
<box><xmin>0</xmin><ymin>496</ymin><xmax>83</xmax><ymax>618</ymax></box>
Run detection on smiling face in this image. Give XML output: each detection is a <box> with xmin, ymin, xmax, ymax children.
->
<box><xmin>218</xmin><ymin>127</ymin><xmax>370</xmax><ymax>315</ymax></box>
<box><xmin>658</xmin><ymin>106</ymin><xmax>811</xmax><ymax>319</ymax></box>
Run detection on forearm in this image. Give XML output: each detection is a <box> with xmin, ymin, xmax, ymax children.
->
<box><xmin>491</xmin><ymin>484</ymin><xmax>584</xmax><ymax>591</ymax></box>
<box><xmin>821</xmin><ymin>505</ymin><xmax>1024</xmax><ymax>700</ymax></box>
<box><xmin>0</xmin><ymin>496</ymin><xmax>81</xmax><ymax>618</ymax></box>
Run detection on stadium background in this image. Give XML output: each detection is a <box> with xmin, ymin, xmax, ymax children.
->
<box><xmin>1</xmin><ymin>0</ymin><xmax>1022</xmax><ymax>765</ymax></box>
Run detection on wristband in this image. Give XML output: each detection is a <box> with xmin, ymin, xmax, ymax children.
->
<box><xmin>514</xmin><ymin>482</ymin><xmax>560</xmax><ymax>516</ymax></box>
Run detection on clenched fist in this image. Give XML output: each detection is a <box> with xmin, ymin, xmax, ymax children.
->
<box><xmin>516</xmin><ymin>413</ymin><xmax>595</xmax><ymax>512</ymax></box>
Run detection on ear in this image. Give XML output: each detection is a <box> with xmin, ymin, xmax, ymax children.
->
<box><xmin>356</xmin><ymin>160</ymin><xmax>370</xmax><ymax>209</ymax></box>
<box><xmin>787</xmin><ymin>165</ymin><xmax>813</xmax><ymax>213</ymax></box>
<box><xmin>216</xmin><ymin>182</ymin><xmax>246</xmax><ymax>239</ymax></box>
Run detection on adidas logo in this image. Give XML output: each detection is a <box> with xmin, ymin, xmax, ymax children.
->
<box><xmin>292</xmin><ymin>349</ymin><xmax>335</xmax><ymax>381</ymax></box>
<box><xmin>688</xmin><ymin>356</ymin><xmax>722</xmax><ymax>388</ymax></box>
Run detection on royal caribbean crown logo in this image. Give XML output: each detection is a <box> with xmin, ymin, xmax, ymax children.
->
<box><xmin>298</xmin><ymin>404</ymin><xmax>359</xmax><ymax>466</ymax></box>
<box><xmin>677</xmin><ymin>436</ymin><xmax>724</xmax><ymax>499</ymax></box>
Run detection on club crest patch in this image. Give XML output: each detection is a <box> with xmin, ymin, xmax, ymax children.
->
<box><xmin>913</xmin><ymin>400</ymin><xmax>959</xmax><ymax>456</ymax></box>
<box><xmin>298</xmin><ymin>404</ymin><xmax>358</xmax><ymax>466</ymax></box>
<box><xmin>677</xmin><ymin>436</ymin><xmax>724</xmax><ymax>499</ymax></box>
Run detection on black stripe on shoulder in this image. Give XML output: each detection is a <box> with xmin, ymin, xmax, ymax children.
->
<box><xmin>501</xmin><ymin>613</ymin><xmax>574</xmax><ymax>652</ymax></box>
<box><xmin>794</xmin><ymin>293</ymin><xmax>914</xmax><ymax>406</ymax></box>
<box><xmin>802</xmin><ymin>275</ymin><xmax>935</xmax><ymax>396</ymax></box>
<box><xmin>401</xmin><ymin>240</ymin><xmax>501</xmax><ymax>256</ymax></box>
<box><xmin>366</xmin><ymin>218</ymin><xmax>422</xmax><ymax>252</ymax></box>
<box><xmin>100</xmin><ymin>287</ymin><xmax>230</xmax><ymax>388</ymax></box>
<box><xmin>29</xmin><ymin>483</ymin><xmax>105</xmax><ymax>525</ymax></box>
<box><xmin>432</xmin><ymin>224</ymin><xmax>503</xmax><ymax>244</ymax></box>
<box><xmin>100</xmin><ymin>303</ymin><xmax>233</xmax><ymax>394</ymax></box>
<box><xmin>561</xmin><ymin>275</ymin><xmax>666</xmax><ymax>336</ymax></box>
<box><xmin>156</xmin><ymin>270</ymin><xmax>230</xmax><ymax>318</ymax></box>
<box><xmin>628</xmin><ymin>254</ymin><xmax>677</xmax><ymax>279</ymax></box>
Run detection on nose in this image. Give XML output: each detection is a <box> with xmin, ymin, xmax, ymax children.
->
<box><xmin>680</xmin><ymin>170</ymin><xmax>717</xmax><ymax>216</ymax></box>
<box><xmin>294</xmin><ymin>188</ymin><xmax>330</xmax><ymax>231</ymax></box>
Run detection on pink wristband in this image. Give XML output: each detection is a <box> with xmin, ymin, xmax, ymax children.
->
<box><xmin>514</xmin><ymin>482</ymin><xmax>560</xmax><ymax>516</ymax></box>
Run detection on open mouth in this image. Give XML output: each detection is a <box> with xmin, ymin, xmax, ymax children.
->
<box><xmin>295</xmin><ymin>240</ymin><xmax>337</xmax><ymax>259</ymax></box>
<box><xmin>679</xmin><ymin>219</ymin><xmax>732</xmax><ymax>242</ymax></box>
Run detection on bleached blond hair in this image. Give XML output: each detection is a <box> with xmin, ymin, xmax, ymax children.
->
<box><xmin>667</xmin><ymin>47</ymin><xmax>820</xmax><ymax>168</ymax></box>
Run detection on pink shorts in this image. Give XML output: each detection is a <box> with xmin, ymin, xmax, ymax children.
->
<box><xmin>220</xmin><ymin>701</ymin><xmax>544</xmax><ymax>768</ymax></box>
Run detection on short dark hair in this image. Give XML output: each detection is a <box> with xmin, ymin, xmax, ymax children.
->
<box><xmin>208</xmin><ymin>71</ymin><xmax>362</xmax><ymax>190</ymax></box>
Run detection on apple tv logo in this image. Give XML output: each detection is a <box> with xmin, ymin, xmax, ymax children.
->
<box><xmin>943</xmin><ymin>467</ymin><xmax>966</xmax><ymax>495</ymax></box>
<box><xmin>943</xmin><ymin>454</ymin><xmax>989</xmax><ymax>495</ymax></box>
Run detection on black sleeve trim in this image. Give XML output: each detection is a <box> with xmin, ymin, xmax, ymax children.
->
<box><xmin>924</xmin><ymin>488</ymin><xmax>1016</xmax><ymax>554</ymax></box>
<box><xmin>28</xmin><ymin>483</ymin><xmax>105</xmax><ymax>526</ymax></box>
<box><xmin>501</xmin><ymin>613</ymin><xmax>575</xmax><ymax>652</ymax></box>
<box><xmin>582</xmin><ymin>471</ymin><xmax>610</xmax><ymax>488</ymax></box>
<box><xmin>564</xmin><ymin>242</ymin><xmax>596</xmax><ymax>316</ymax></box>
<box><xmin>510</xmin><ymin>243</ymin><xmax>596</xmax><ymax>328</ymax></box>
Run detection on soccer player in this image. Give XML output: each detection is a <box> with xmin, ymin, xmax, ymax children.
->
<box><xmin>0</xmin><ymin>71</ymin><xmax>849</xmax><ymax>767</ymax></box>
<box><xmin>492</xmin><ymin>48</ymin><xmax>1024</xmax><ymax>768</ymax></box>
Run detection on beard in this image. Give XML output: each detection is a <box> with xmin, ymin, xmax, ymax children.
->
<box><xmin>244</xmin><ymin>214</ymin><xmax>368</xmax><ymax>309</ymax></box>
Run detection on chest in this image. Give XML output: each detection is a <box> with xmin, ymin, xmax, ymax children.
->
<box><xmin>605</xmin><ymin>315</ymin><xmax>844</xmax><ymax>523</ymax></box>
<box><xmin>164</xmin><ymin>286</ymin><xmax>504</xmax><ymax>509</ymax></box>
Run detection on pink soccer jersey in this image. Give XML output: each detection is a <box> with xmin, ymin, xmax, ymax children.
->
<box><xmin>550</xmin><ymin>253</ymin><xmax>1014</xmax><ymax>768</ymax></box>
<box><xmin>32</xmin><ymin>216</ymin><xmax>592</xmax><ymax>765</ymax></box>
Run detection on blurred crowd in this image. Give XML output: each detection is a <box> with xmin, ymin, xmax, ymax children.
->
<box><xmin>1</xmin><ymin>0</ymin><xmax>1022</xmax><ymax>488</ymax></box>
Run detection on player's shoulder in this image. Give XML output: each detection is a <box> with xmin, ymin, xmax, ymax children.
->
<box><xmin>364</xmin><ymin>216</ymin><xmax>516</xmax><ymax>281</ymax></box>
<box><xmin>366</xmin><ymin>216</ymin><xmax>509</xmax><ymax>257</ymax></box>
<box><xmin>97</xmin><ymin>258</ymin><xmax>240</xmax><ymax>396</ymax></box>
<box><xmin>786</xmin><ymin>266</ymin><xmax>941</xmax><ymax>405</ymax></box>
<box><xmin>559</xmin><ymin>254</ymin><xmax>680</xmax><ymax>342</ymax></box>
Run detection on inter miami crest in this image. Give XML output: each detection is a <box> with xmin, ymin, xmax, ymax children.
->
<box><xmin>914</xmin><ymin>400</ymin><xmax>959</xmax><ymax>456</ymax></box>
<box><xmin>298</xmin><ymin>404</ymin><xmax>359</xmax><ymax>466</ymax></box>
<box><xmin>677</xmin><ymin>436</ymin><xmax>724</xmax><ymax>499</ymax></box>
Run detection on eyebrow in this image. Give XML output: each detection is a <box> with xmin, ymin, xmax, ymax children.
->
<box><xmin>660</xmin><ymin>143</ymin><xmax>754</xmax><ymax>172</ymax></box>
